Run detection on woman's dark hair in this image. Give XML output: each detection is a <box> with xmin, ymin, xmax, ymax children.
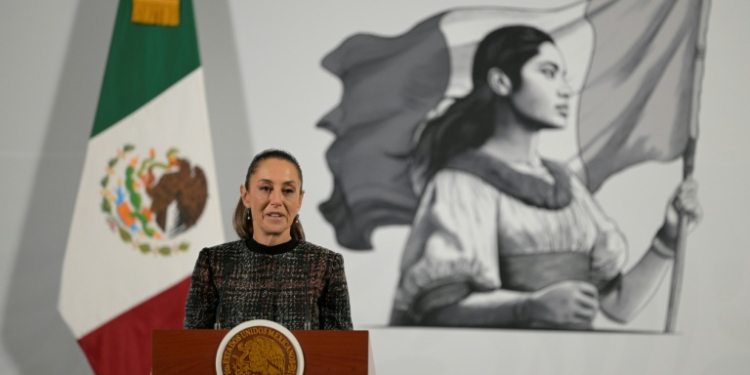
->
<box><xmin>233</xmin><ymin>149</ymin><xmax>306</xmax><ymax>240</ymax></box>
<box><xmin>413</xmin><ymin>26</ymin><xmax>554</xmax><ymax>180</ymax></box>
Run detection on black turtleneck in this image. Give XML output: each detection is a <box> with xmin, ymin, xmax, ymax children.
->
<box><xmin>245</xmin><ymin>236</ymin><xmax>299</xmax><ymax>255</ymax></box>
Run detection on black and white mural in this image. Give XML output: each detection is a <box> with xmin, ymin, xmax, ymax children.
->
<box><xmin>7</xmin><ymin>0</ymin><xmax>750</xmax><ymax>374</ymax></box>
<box><xmin>318</xmin><ymin>0</ymin><xmax>706</xmax><ymax>330</ymax></box>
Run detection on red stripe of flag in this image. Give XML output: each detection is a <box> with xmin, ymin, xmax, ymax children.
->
<box><xmin>79</xmin><ymin>277</ymin><xmax>192</xmax><ymax>375</ymax></box>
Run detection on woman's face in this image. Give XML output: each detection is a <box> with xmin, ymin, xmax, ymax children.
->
<box><xmin>240</xmin><ymin>158</ymin><xmax>304</xmax><ymax>243</ymax></box>
<box><xmin>510</xmin><ymin>42</ymin><xmax>572</xmax><ymax>129</ymax></box>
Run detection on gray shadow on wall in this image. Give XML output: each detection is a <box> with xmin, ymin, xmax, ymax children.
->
<box><xmin>1</xmin><ymin>0</ymin><xmax>251</xmax><ymax>373</ymax></box>
<box><xmin>194</xmin><ymin>0</ymin><xmax>254</xmax><ymax>242</ymax></box>
<box><xmin>0</xmin><ymin>0</ymin><xmax>116</xmax><ymax>373</ymax></box>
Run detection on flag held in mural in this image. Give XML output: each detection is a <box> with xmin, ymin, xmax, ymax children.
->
<box><xmin>318</xmin><ymin>0</ymin><xmax>706</xmax><ymax>250</ymax></box>
<box><xmin>576</xmin><ymin>0</ymin><xmax>703</xmax><ymax>192</ymax></box>
<box><xmin>59</xmin><ymin>1</ymin><xmax>224</xmax><ymax>374</ymax></box>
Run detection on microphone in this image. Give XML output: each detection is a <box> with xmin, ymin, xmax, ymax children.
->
<box><xmin>214</xmin><ymin>253</ymin><xmax>235</xmax><ymax>329</ymax></box>
<box><xmin>304</xmin><ymin>253</ymin><xmax>312</xmax><ymax>330</ymax></box>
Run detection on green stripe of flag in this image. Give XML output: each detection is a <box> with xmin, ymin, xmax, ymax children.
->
<box><xmin>92</xmin><ymin>0</ymin><xmax>200</xmax><ymax>137</ymax></box>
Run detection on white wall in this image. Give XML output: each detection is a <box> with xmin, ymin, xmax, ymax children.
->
<box><xmin>0</xmin><ymin>0</ymin><xmax>748</xmax><ymax>374</ymax></box>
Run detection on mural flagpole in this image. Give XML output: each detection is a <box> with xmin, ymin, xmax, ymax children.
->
<box><xmin>665</xmin><ymin>0</ymin><xmax>711</xmax><ymax>334</ymax></box>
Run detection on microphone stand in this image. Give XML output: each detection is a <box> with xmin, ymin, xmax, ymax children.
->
<box><xmin>305</xmin><ymin>253</ymin><xmax>312</xmax><ymax>330</ymax></box>
<box><xmin>214</xmin><ymin>253</ymin><xmax>234</xmax><ymax>330</ymax></box>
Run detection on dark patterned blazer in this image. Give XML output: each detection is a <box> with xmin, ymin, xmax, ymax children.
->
<box><xmin>184</xmin><ymin>239</ymin><xmax>353</xmax><ymax>330</ymax></box>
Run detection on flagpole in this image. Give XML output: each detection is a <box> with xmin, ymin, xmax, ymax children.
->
<box><xmin>665</xmin><ymin>0</ymin><xmax>711</xmax><ymax>334</ymax></box>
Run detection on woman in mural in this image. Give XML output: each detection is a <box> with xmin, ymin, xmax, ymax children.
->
<box><xmin>389</xmin><ymin>26</ymin><xmax>701</xmax><ymax>329</ymax></box>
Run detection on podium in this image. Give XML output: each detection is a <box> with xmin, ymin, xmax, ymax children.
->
<box><xmin>153</xmin><ymin>329</ymin><xmax>375</xmax><ymax>374</ymax></box>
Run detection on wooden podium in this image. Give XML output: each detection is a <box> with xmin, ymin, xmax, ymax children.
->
<box><xmin>153</xmin><ymin>329</ymin><xmax>375</xmax><ymax>374</ymax></box>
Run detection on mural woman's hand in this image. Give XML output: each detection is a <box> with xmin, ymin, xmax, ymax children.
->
<box><xmin>658</xmin><ymin>177</ymin><xmax>703</xmax><ymax>251</ymax></box>
<box><xmin>525</xmin><ymin>280</ymin><xmax>599</xmax><ymax>329</ymax></box>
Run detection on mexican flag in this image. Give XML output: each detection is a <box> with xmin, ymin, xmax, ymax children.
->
<box><xmin>59</xmin><ymin>1</ymin><xmax>224</xmax><ymax>373</ymax></box>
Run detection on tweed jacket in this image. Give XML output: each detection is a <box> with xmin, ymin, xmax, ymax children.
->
<box><xmin>184</xmin><ymin>239</ymin><xmax>353</xmax><ymax>330</ymax></box>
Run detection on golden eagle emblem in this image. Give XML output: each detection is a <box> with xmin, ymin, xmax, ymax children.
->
<box><xmin>218</xmin><ymin>322</ymin><xmax>301</xmax><ymax>375</ymax></box>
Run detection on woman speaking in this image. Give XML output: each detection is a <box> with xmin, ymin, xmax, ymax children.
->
<box><xmin>184</xmin><ymin>149</ymin><xmax>353</xmax><ymax>330</ymax></box>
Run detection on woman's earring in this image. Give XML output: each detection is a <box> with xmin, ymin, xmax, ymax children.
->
<box><xmin>245</xmin><ymin>207</ymin><xmax>251</xmax><ymax>221</ymax></box>
<box><xmin>295</xmin><ymin>214</ymin><xmax>299</xmax><ymax>224</ymax></box>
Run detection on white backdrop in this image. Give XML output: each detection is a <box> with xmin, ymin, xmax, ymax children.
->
<box><xmin>1</xmin><ymin>0</ymin><xmax>749</xmax><ymax>374</ymax></box>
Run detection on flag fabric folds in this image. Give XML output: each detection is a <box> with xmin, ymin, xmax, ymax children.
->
<box><xmin>318</xmin><ymin>0</ymin><xmax>705</xmax><ymax>250</ymax></box>
<box><xmin>59</xmin><ymin>1</ymin><xmax>224</xmax><ymax>374</ymax></box>
<box><xmin>318</xmin><ymin>13</ymin><xmax>452</xmax><ymax>250</ymax></box>
<box><xmin>576</xmin><ymin>0</ymin><xmax>703</xmax><ymax>191</ymax></box>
